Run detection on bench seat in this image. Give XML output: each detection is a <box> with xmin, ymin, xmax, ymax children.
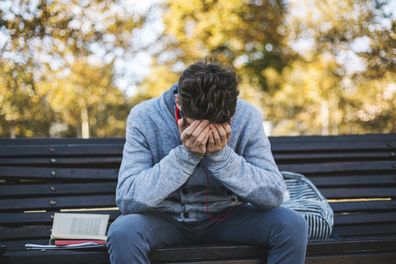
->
<box><xmin>1</xmin><ymin>133</ymin><xmax>396</xmax><ymax>263</ymax></box>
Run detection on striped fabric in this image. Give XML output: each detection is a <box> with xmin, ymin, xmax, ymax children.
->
<box><xmin>279</xmin><ymin>170</ymin><xmax>334</xmax><ymax>240</ymax></box>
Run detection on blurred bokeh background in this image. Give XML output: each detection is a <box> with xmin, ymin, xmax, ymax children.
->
<box><xmin>0</xmin><ymin>0</ymin><xmax>395</xmax><ymax>138</ymax></box>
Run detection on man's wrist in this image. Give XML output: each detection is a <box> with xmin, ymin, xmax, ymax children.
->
<box><xmin>174</xmin><ymin>144</ymin><xmax>204</xmax><ymax>169</ymax></box>
<box><xmin>205</xmin><ymin>145</ymin><xmax>231</xmax><ymax>160</ymax></box>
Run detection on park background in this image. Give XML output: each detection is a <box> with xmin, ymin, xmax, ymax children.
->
<box><xmin>0</xmin><ymin>0</ymin><xmax>395</xmax><ymax>138</ymax></box>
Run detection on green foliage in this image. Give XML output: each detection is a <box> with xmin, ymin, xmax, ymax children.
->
<box><xmin>0</xmin><ymin>0</ymin><xmax>144</xmax><ymax>137</ymax></box>
<box><xmin>140</xmin><ymin>0</ymin><xmax>395</xmax><ymax>135</ymax></box>
<box><xmin>0</xmin><ymin>0</ymin><xmax>394</xmax><ymax>137</ymax></box>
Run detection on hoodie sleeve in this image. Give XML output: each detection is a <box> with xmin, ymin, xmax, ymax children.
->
<box><xmin>116</xmin><ymin>107</ymin><xmax>203</xmax><ymax>215</ymax></box>
<box><xmin>202</xmin><ymin>108</ymin><xmax>289</xmax><ymax>210</ymax></box>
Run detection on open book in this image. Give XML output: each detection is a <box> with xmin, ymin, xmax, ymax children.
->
<box><xmin>25</xmin><ymin>213</ymin><xmax>110</xmax><ymax>250</ymax></box>
<box><xmin>51</xmin><ymin>212</ymin><xmax>110</xmax><ymax>240</ymax></box>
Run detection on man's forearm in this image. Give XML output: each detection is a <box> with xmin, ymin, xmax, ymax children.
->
<box><xmin>202</xmin><ymin>145</ymin><xmax>287</xmax><ymax>209</ymax></box>
<box><xmin>116</xmin><ymin>144</ymin><xmax>202</xmax><ymax>215</ymax></box>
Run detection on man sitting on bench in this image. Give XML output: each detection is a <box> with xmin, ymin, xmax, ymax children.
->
<box><xmin>106</xmin><ymin>59</ymin><xmax>309</xmax><ymax>264</ymax></box>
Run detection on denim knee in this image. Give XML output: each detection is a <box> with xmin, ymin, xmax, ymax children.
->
<box><xmin>107</xmin><ymin>214</ymin><xmax>150</xmax><ymax>251</ymax></box>
<box><xmin>274</xmin><ymin>207</ymin><xmax>308</xmax><ymax>245</ymax></box>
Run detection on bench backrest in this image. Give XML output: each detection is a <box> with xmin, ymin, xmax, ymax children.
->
<box><xmin>0</xmin><ymin>134</ymin><xmax>395</xmax><ymax>251</ymax></box>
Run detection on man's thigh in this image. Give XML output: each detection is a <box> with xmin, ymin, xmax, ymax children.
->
<box><xmin>107</xmin><ymin>210</ymin><xmax>193</xmax><ymax>250</ymax></box>
<box><xmin>195</xmin><ymin>204</ymin><xmax>305</xmax><ymax>246</ymax></box>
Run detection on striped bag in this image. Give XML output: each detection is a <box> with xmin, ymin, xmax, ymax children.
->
<box><xmin>279</xmin><ymin>170</ymin><xmax>334</xmax><ymax>240</ymax></box>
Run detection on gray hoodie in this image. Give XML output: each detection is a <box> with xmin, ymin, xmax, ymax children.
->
<box><xmin>116</xmin><ymin>84</ymin><xmax>289</xmax><ymax>222</ymax></box>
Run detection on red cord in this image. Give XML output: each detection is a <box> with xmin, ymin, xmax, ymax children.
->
<box><xmin>204</xmin><ymin>167</ymin><xmax>237</xmax><ymax>223</ymax></box>
<box><xmin>175</xmin><ymin>96</ymin><xmax>236</xmax><ymax>223</ymax></box>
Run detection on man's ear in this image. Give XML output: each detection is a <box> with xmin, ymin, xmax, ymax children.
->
<box><xmin>175</xmin><ymin>94</ymin><xmax>181</xmax><ymax>110</ymax></box>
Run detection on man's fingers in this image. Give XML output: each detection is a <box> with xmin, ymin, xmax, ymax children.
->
<box><xmin>208</xmin><ymin>131</ymin><xmax>215</xmax><ymax>144</ymax></box>
<box><xmin>195</xmin><ymin>125</ymin><xmax>211</xmax><ymax>145</ymax></box>
<box><xmin>181</xmin><ymin>119</ymin><xmax>201</xmax><ymax>141</ymax></box>
<box><xmin>210</xmin><ymin>124</ymin><xmax>221</xmax><ymax>144</ymax></box>
<box><xmin>215</xmin><ymin>124</ymin><xmax>227</xmax><ymax>144</ymax></box>
<box><xmin>191</xmin><ymin>120</ymin><xmax>209</xmax><ymax>138</ymax></box>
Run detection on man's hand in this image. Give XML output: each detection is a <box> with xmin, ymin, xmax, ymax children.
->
<box><xmin>178</xmin><ymin>119</ymin><xmax>211</xmax><ymax>156</ymax></box>
<box><xmin>206</xmin><ymin>123</ymin><xmax>231</xmax><ymax>154</ymax></box>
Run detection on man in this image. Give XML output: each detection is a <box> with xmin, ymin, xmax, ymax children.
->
<box><xmin>106</xmin><ymin>60</ymin><xmax>308</xmax><ymax>264</ymax></box>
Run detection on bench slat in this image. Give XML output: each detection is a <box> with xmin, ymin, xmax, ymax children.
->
<box><xmin>0</xmin><ymin>210</ymin><xmax>120</xmax><ymax>225</ymax></box>
<box><xmin>274</xmin><ymin>151</ymin><xmax>395</xmax><ymax>161</ymax></box>
<box><xmin>0</xmin><ymin>167</ymin><xmax>118</xmax><ymax>180</ymax></box>
<box><xmin>279</xmin><ymin>160</ymin><xmax>396</xmax><ymax>174</ymax></box>
<box><xmin>334</xmin><ymin>223</ymin><xmax>396</xmax><ymax>236</ymax></box>
<box><xmin>0</xmin><ymin>157</ymin><xmax>121</xmax><ymax>166</ymax></box>
<box><xmin>0</xmin><ymin>182</ymin><xmax>117</xmax><ymax>197</ymax></box>
<box><xmin>3</xmin><ymin>211</ymin><xmax>396</xmax><ymax>240</ymax></box>
<box><xmin>320</xmin><ymin>187</ymin><xmax>396</xmax><ymax>198</ymax></box>
<box><xmin>1</xmin><ymin>138</ymin><xmax>395</xmax><ymax>157</ymax></box>
<box><xmin>268</xmin><ymin>133</ymin><xmax>396</xmax><ymax>143</ymax></box>
<box><xmin>3</xmin><ymin>238</ymin><xmax>396</xmax><ymax>263</ymax></box>
<box><xmin>0</xmin><ymin>195</ymin><xmax>116</xmax><ymax>211</ymax></box>
<box><xmin>272</xmin><ymin>141</ymin><xmax>396</xmax><ymax>151</ymax></box>
<box><xmin>1</xmin><ymin>160</ymin><xmax>395</xmax><ymax>180</ymax></box>
<box><xmin>330</xmin><ymin>200</ymin><xmax>396</xmax><ymax>213</ymax></box>
<box><xmin>334</xmin><ymin>212</ymin><xmax>396</xmax><ymax>225</ymax></box>
<box><xmin>0</xmin><ymin>150</ymin><xmax>392</xmax><ymax>166</ymax></box>
<box><xmin>309</xmin><ymin>174</ymin><xmax>396</xmax><ymax>187</ymax></box>
<box><xmin>0</xmin><ymin>145</ymin><xmax>123</xmax><ymax>157</ymax></box>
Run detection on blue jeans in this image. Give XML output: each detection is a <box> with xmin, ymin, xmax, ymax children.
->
<box><xmin>106</xmin><ymin>203</ymin><xmax>308</xmax><ymax>264</ymax></box>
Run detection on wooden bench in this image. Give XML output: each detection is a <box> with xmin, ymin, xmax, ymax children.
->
<box><xmin>0</xmin><ymin>133</ymin><xmax>396</xmax><ymax>263</ymax></box>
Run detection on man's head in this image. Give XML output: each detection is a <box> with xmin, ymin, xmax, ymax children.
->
<box><xmin>176</xmin><ymin>59</ymin><xmax>239</xmax><ymax>125</ymax></box>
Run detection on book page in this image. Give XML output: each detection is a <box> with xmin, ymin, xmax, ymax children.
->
<box><xmin>50</xmin><ymin>213</ymin><xmax>110</xmax><ymax>240</ymax></box>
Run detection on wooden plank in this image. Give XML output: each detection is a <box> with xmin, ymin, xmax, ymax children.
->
<box><xmin>320</xmin><ymin>187</ymin><xmax>396</xmax><ymax>199</ymax></box>
<box><xmin>2</xmin><ymin>212</ymin><xmax>396</xmax><ymax>240</ymax></box>
<box><xmin>2</xmin><ymin>161</ymin><xmax>395</xmax><ymax>180</ymax></box>
<box><xmin>0</xmin><ymin>210</ymin><xmax>120</xmax><ymax>225</ymax></box>
<box><xmin>3</xmin><ymin>235</ymin><xmax>396</xmax><ymax>258</ymax></box>
<box><xmin>272</xmin><ymin>141</ymin><xmax>396</xmax><ymax>152</ymax></box>
<box><xmin>3</xmin><ymin>240</ymin><xmax>396</xmax><ymax>264</ymax></box>
<box><xmin>0</xmin><ymin>182</ymin><xmax>117</xmax><ymax>197</ymax></box>
<box><xmin>0</xmin><ymin>138</ymin><xmax>124</xmax><ymax>145</ymax></box>
<box><xmin>2</xmin><ymin>152</ymin><xmax>393</xmax><ymax>166</ymax></box>
<box><xmin>0</xmin><ymin>133</ymin><xmax>394</xmax><ymax>146</ymax></box>
<box><xmin>5</xmin><ymin>248</ymin><xmax>109</xmax><ymax>264</ymax></box>
<box><xmin>0</xmin><ymin>225</ymin><xmax>51</xmax><ymax>240</ymax></box>
<box><xmin>1</xmin><ymin>140</ymin><xmax>394</xmax><ymax>157</ymax></box>
<box><xmin>333</xmin><ymin>223</ymin><xmax>396</xmax><ymax>236</ymax></box>
<box><xmin>0</xmin><ymin>167</ymin><xmax>118</xmax><ymax>180</ymax></box>
<box><xmin>1</xmin><ymin>135</ymin><xmax>395</xmax><ymax>157</ymax></box>
<box><xmin>0</xmin><ymin>145</ymin><xmax>123</xmax><ymax>157</ymax></box>
<box><xmin>268</xmin><ymin>133</ymin><xmax>396</xmax><ymax>143</ymax></box>
<box><xmin>274</xmin><ymin>151</ymin><xmax>395</xmax><ymax>161</ymax></box>
<box><xmin>0</xmin><ymin>157</ymin><xmax>121</xmax><ymax>166</ymax></box>
<box><xmin>334</xmin><ymin>212</ymin><xmax>396</xmax><ymax>225</ymax></box>
<box><xmin>279</xmin><ymin>160</ymin><xmax>396</xmax><ymax>174</ymax></box>
<box><xmin>308</xmin><ymin>174</ymin><xmax>396</xmax><ymax>187</ymax></box>
<box><xmin>1</xmin><ymin>133</ymin><xmax>394</xmax><ymax>145</ymax></box>
<box><xmin>305</xmin><ymin>252</ymin><xmax>396</xmax><ymax>264</ymax></box>
<box><xmin>0</xmin><ymin>195</ymin><xmax>116</xmax><ymax>211</ymax></box>
<box><xmin>329</xmin><ymin>200</ymin><xmax>396</xmax><ymax>213</ymax></box>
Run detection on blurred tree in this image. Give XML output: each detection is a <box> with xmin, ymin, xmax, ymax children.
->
<box><xmin>0</xmin><ymin>60</ymin><xmax>55</xmax><ymax>137</ymax></box>
<box><xmin>268</xmin><ymin>0</ymin><xmax>396</xmax><ymax>135</ymax></box>
<box><xmin>140</xmin><ymin>0</ymin><xmax>395</xmax><ymax>135</ymax></box>
<box><xmin>40</xmin><ymin>60</ymin><xmax>130</xmax><ymax>137</ymax></box>
<box><xmin>0</xmin><ymin>0</ymin><xmax>145</xmax><ymax>137</ymax></box>
<box><xmin>140</xmin><ymin>0</ymin><xmax>295</xmax><ymax>106</ymax></box>
<box><xmin>1</xmin><ymin>0</ymin><xmax>394</xmax><ymax>137</ymax></box>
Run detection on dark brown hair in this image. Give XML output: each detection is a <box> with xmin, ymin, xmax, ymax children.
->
<box><xmin>177</xmin><ymin>59</ymin><xmax>239</xmax><ymax>123</ymax></box>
